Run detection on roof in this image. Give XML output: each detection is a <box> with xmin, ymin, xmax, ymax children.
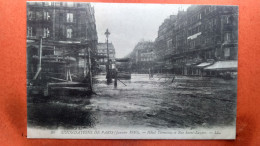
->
<box><xmin>204</xmin><ymin>60</ymin><xmax>238</xmax><ymax>70</ymax></box>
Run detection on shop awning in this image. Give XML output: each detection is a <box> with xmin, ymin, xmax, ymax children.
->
<box><xmin>204</xmin><ymin>60</ymin><xmax>237</xmax><ymax>71</ymax></box>
<box><xmin>196</xmin><ymin>62</ymin><xmax>212</xmax><ymax>68</ymax></box>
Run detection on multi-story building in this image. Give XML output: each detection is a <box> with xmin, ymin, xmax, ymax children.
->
<box><xmin>154</xmin><ymin>15</ymin><xmax>176</xmax><ymax>61</ymax></box>
<box><xmin>97</xmin><ymin>42</ymin><xmax>116</xmax><ymax>65</ymax></box>
<box><xmin>128</xmin><ymin>41</ymin><xmax>155</xmax><ymax>73</ymax></box>
<box><xmin>26</xmin><ymin>2</ymin><xmax>98</xmax><ymax>80</ymax></box>
<box><xmin>140</xmin><ymin>51</ymin><xmax>155</xmax><ymax>62</ymax></box>
<box><xmin>154</xmin><ymin>5</ymin><xmax>238</xmax><ymax>76</ymax></box>
<box><xmin>27</xmin><ymin>2</ymin><xmax>97</xmax><ymax>42</ymax></box>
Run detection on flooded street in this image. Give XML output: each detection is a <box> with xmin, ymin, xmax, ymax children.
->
<box><xmin>28</xmin><ymin>74</ymin><xmax>237</xmax><ymax>129</ymax></box>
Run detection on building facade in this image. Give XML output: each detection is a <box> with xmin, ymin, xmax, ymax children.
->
<box><xmin>128</xmin><ymin>41</ymin><xmax>155</xmax><ymax>73</ymax></box>
<box><xmin>154</xmin><ymin>15</ymin><xmax>177</xmax><ymax>61</ymax></box>
<box><xmin>27</xmin><ymin>2</ymin><xmax>97</xmax><ymax>42</ymax></box>
<box><xmin>97</xmin><ymin>42</ymin><xmax>116</xmax><ymax>65</ymax></box>
<box><xmin>26</xmin><ymin>2</ymin><xmax>98</xmax><ymax>80</ymax></box>
<box><xmin>154</xmin><ymin>5</ymin><xmax>238</xmax><ymax>76</ymax></box>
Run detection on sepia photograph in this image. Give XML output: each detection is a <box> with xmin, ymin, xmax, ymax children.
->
<box><xmin>26</xmin><ymin>1</ymin><xmax>238</xmax><ymax>139</ymax></box>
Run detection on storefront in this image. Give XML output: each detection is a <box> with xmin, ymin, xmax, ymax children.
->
<box><xmin>204</xmin><ymin>60</ymin><xmax>238</xmax><ymax>78</ymax></box>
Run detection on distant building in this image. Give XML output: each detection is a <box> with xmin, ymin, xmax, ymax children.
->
<box><xmin>140</xmin><ymin>51</ymin><xmax>155</xmax><ymax>62</ymax></box>
<box><xmin>128</xmin><ymin>41</ymin><xmax>155</xmax><ymax>73</ymax></box>
<box><xmin>97</xmin><ymin>43</ymin><xmax>116</xmax><ymax>65</ymax></box>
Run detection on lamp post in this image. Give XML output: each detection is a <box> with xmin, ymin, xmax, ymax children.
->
<box><xmin>105</xmin><ymin>29</ymin><xmax>112</xmax><ymax>84</ymax></box>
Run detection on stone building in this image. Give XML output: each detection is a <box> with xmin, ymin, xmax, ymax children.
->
<box><xmin>154</xmin><ymin>15</ymin><xmax>177</xmax><ymax>61</ymax></box>
<box><xmin>26</xmin><ymin>2</ymin><xmax>98</xmax><ymax>80</ymax></box>
<box><xmin>154</xmin><ymin>5</ymin><xmax>238</xmax><ymax>76</ymax></box>
<box><xmin>128</xmin><ymin>41</ymin><xmax>155</xmax><ymax>73</ymax></box>
<box><xmin>96</xmin><ymin>43</ymin><xmax>116</xmax><ymax>72</ymax></box>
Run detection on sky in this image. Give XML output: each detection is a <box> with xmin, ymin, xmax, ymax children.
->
<box><xmin>92</xmin><ymin>3</ymin><xmax>190</xmax><ymax>58</ymax></box>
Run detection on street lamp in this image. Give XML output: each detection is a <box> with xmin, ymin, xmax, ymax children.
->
<box><xmin>105</xmin><ymin>29</ymin><xmax>112</xmax><ymax>84</ymax></box>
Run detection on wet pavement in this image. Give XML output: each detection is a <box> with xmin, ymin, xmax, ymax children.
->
<box><xmin>28</xmin><ymin>74</ymin><xmax>237</xmax><ymax>129</ymax></box>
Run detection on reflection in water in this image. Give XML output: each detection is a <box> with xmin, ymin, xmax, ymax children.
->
<box><xmin>28</xmin><ymin>74</ymin><xmax>237</xmax><ymax>129</ymax></box>
<box><xmin>91</xmin><ymin>74</ymin><xmax>236</xmax><ymax>128</ymax></box>
<box><xmin>27</xmin><ymin>97</ymin><xmax>95</xmax><ymax>129</ymax></box>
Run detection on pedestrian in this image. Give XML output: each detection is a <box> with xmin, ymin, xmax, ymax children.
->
<box><xmin>171</xmin><ymin>74</ymin><xmax>176</xmax><ymax>83</ymax></box>
<box><xmin>151</xmin><ymin>68</ymin><xmax>154</xmax><ymax>78</ymax></box>
<box><xmin>149</xmin><ymin>68</ymin><xmax>151</xmax><ymax>78</ymax></box>
<box><xmin>114</xmin><ymin>68</ymin><xmax>118</xmax><ymax>88</ymax></box>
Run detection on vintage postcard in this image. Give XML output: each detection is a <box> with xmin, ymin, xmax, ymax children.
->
<box><xmin>27</xmin><ymin>1</ymin><xmax>238</xmax><ymax>139</ymax></box>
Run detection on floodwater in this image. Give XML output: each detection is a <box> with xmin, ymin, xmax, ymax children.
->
<box><xmin>27</xmin><ymin>74</ymin><xmax>237</xmax><ymax>129</ymax></box>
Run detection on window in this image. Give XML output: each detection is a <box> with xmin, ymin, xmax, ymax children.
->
<box><xmin>214</xmin><ymin>18</ymin><xmax>217</xmax><ymax>25</ymax></box>
<box><xmin>167</xmin><ymin>39</ymin><xmax>172</xmax><ymax>48</ymax></box>
<box><xmin>55</xmin><ymin>2</ymin><xmax>61</xmax><ymax>7</ymax></box>
<box><xmin>209</xmin><ymin>21</ymin><xmax>213</xmax><ymax>28</ymax></box>
<box><xmin>45</xmin><ymin>2</ymin><xmax>51</xmax><ymax>6</ymax></box>
<box><xmin>67</xmin><ymin>28</ymin><xmax>72</xmax><ymax>38</ymax></box>
<box><xmin>43</xmin><ymin>28</ymin><xmax>50</xmax><ymax>38</ymax></box>
<box><xmin>224</xmin><ymin>48</ymin><xmax>230</xmax><ymax>57</ymax></box>
<box><xmin>224</xmin><ymin>33</ymin><xmax>231</xmax><ymax>42</ymax></box>
<box><xmin>36</xmin><ymin>11</ymin><xmax>43</xmax><ymax>20</ymax></box>
<box><xmin>27</xmin><ymin>27</ymin><xmax>33</xmax><ymax>37</ymax></box>
<box><xmin>43</xmin><ymin>11</ymin><xmax>50</xmax><ymax>20</ymax></box>
<box><xmin>67</xmin><ymin>2</ymin><xmax>74</xmax><ymax>7</ymax></box>
<box><xmin>28</xmin><ymin>11</ymin><xmax>33</xmax><ymax>20</ymax></box>
<box><xmin>199</xmin><ymin>13</ymin><xmax>202</xmax><ymax>19</ymax></box>
<box><xmin>224</xmin><ymin>16</ymin><xmax>232</xmax><ymax>24</ymax></box>
<box><xmin>227</xmin><ymin>16</ymin><xmax>230</xmax><ymax>24</ymax></box>
<box><xmin>67</xmin><ymin>13</ymin><xmax>73</xmax><ymax>22</ymax></box>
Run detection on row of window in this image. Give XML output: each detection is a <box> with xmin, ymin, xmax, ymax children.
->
<box><xmin>27</xmin><ymin>27</ymin><xmax>73</xmax><ymax>38</ymax></box>
<box><xmin>28</xmin><ymin>11</ymin><xmax>50</xmax><ymax>21</ymax></box>
<box><xmin>173</xmin><ymin>48</ymin><xmax>233</xmax><ymax>60</ymax></box>
<box><xmin>189</xmin><ymin>13</ymin><xmax>201</xmax><ymax>24</ymax></box>
<box><xmin>174</xmin><ymin>52</ymin><xmax>214</xmax><ymax>64</ymax></box>
<box><xmin>180</xmin><ymin>33</ymin><xmax>231</xmax><ymax>49</ymax></box>
<box><xmin>27</xmin><ymin>27</ymin><xmax>50</xmax><ymax>38</ymax></box>
<box><xmin>187</xmin><ymin>35</ymin><xmax>215</xmax><ymax>48</ymax></box>
<box><xmin>187</xmin><ymin>10</ymin><xmax>232</xmax><ymax>27</ymax></box>
<box><xmin>141</xmin><ymin>58</ymin><xmax>154</xmax><ymax>61</ymax></box>
<box><xmin>140</xmin><ymin>53</ymin><xmax>154</xmax><ymax>57</ymax></box>
<box><xmin>163</xmin><ymin>11</ymin><xmax>234</xmax><ymax>41</ymax></box>
<box><xmin>99</xmin><ymin>58</ymin><xmax>115</xmax><ymax>62</ymax></box>
<box><xmin>172</xmin><ymin>17</ymin><xmax>233</xmax><ymax>47</ymax></box>
<box><xmin>98</xmin><ymin>53</ymin><xmax>115</xmax><ymax>57</ymax></box>
<box><xmin>28</xmin><ymin>2</ymin><xmax>75</xmax><ymax>7</ymax></box>
<box><xmin>28</xmin><ymin>11</ymin><xmax>74</xmax><ymax>23</ymax></box>
<box><xmin>97</xmin><ymin>49</ymin><xmax>114</xmax><ymax>53</ymax></box>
